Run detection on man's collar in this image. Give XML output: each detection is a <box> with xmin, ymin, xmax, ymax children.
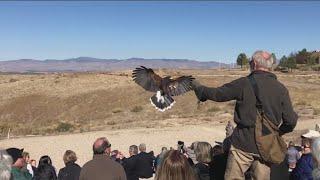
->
<box><xmin>93</xmin><ymin>154</ymin><xmax>110</xmax><ymax>160</ymax></box>
<box><xmin>249</xmin><ymin>70</ymin><xmax>277</xmax><ymax>79</ymax></box>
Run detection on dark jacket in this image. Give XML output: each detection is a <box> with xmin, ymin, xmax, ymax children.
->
<box><xmin>135</xmin><ymin>152</ymin><xmax>154</xmax><ymax>178</ymax></box>
<box><xmin>211</xmin><ymin>153</ymin><xmax>228</xmax><ymax>180</ymax></box>
<box><xmin>270</xmin><ymin>156</ymin><xmax>289</xmax><ymax>180</ymax></box>
<box><xmin>194</xmin><ymin>163</ymin><xmax>213</xmax><ymax>180</ymax></box>
<box><xmin>194</xmin><ymin>71</ymin><xmax>298</xmax><ymax>154</ymax></box>
<box><xmin>79</xmin><ymin>154</ymin><xmax>127</xmax><ymax>180</ymax></box>
<box><xmin>291</xmin><ymin>153</ymin><xmax>314</xmax><ymax>180</ymax></box>
<box><xmin>58</xmin><ymin>162</ymin><xmax>81</xmax><ymax>180</ymax></box>
<box><xmin>122</xmin><ymin>155</ymin><xmax>139</xmax><ymax>180</ymax></box>
<box><xmin>33</xmin><ymin>164</ymin><xmax>57</xmax><ymax>180</ymax></box>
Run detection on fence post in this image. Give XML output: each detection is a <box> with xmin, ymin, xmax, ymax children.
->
<box><xmin>7</xmin><ymin>128</ymin><xmax>10</xmax><ymax>139</ymax></box>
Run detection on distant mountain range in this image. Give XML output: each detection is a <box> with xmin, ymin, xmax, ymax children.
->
<box><xmin>0</xmin><ymin>57</ymin><xmax>231</xmax><ymax>73</ymax></box>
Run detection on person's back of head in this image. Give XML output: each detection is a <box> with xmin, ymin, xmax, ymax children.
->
<box><xmin>213</xmin><ymin>144</ymin><xmax>224</xmax><ymax>156</ymax></box>
<box><xmin>34</xmin><ymin>164</ymin><xmax>57</xmax><ymax>180</ymax></box>
<box><xmin>0</xmin><ymin>150</ymin><xmax>12</xmax><ymax>180</ymax></box>
<box><xmin>38</xmin><ymin>155</ymin><xmax>53</xmax><ymax>167</ymax></box>
<box><xmin>161</xmin><ymin>147</ymin><xmax>167</xmax><ymax>152</ymax></box>
<box><xmin>288</xmin><ymin>141</ymin><xmax>295</xmax><ymax>148</ymax></box>
<box><xmin>129</xmin><ymin>145</ymin><xmax>138</xmax><ymax>156</ymax></box>
<box><xmin>250</xmin><ymin>50</ymin><xmax>274</xmax><ymax>71</ymax></box>
<box><xmin>93</xmin><ymin>137</ymin><xmax>111</xmax><ymax>155</ymax></box>
<box><xmin>190</xmin><ymin>141</ymin><xmax>199</xmax><ymax>151</ymax></box>
<box><xmin>195</xmin><ymin>142</ymin><xmax>212</xmax><ymax>164</ymax></box>
<box><xmin>155</xmin><ymin>150</ymin><xmax>196</xmax><ymax>180</ymax></box>
<box><xmin>139</xmin><ymin>143</ymin><xmax>146</xmax><ymax>153</ymax></box>
<box><xmin>63</xmin><ymin>150</ymin><xmax>77</xmax><ymax>165</ymax></box>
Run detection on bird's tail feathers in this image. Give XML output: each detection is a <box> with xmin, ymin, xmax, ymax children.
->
<box><xmin>150</xmin><ymin>93</ymin><xmax>175</xmax><ymax>112</ymax></box>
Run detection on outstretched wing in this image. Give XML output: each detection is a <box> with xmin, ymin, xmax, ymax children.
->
<box><xmin>132</xmin><ymin>66</ymin><xmax>162</xmax><ymax>92</ymax></box>
<box><xmin>165</xmin><ymin>76</ymin><xmax>194</xmax><ymax>96</ymax></box>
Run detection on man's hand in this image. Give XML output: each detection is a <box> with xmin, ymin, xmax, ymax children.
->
<box><xmin>191</xmin><ymin>80</ymin><xmax>207</xmax><ymax>102</ymax></box>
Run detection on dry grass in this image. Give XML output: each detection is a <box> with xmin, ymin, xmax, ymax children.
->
<box><xmin>0</xmin><ymin>70</ymin><xmax>319</xmax><ymax>138</ymax></box>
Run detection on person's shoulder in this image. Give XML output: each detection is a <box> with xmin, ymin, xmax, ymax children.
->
<box><xmin>110</xmin><ymin>159</ymin><xmax>125</xmax><ymax>172</ymax></box>
<box><xmin>81</xmin><ymin>159</ymin><xmax>95</xmax><ymax>169</ymax></box>
<box><xmin>230</xmin><ymin>76</ymin><xmax>248</xmax><ymax>85</ymax></box>
<box><xmin>59</xmin><ymin>166</ymin><xmax>66</xmax><ymax>173</ymax></box>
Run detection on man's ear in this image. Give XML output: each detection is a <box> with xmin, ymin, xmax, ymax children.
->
<box><xmin>105</xmin><ymin>147</ymin><xmax>111</xmax><ymax>154</ymax></box>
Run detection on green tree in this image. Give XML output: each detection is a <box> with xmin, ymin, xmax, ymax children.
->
<box><xmin>279</xmin><ymin>56</ymin><xmax>288</xmax><ymax>67</ymax></box>
<box><xmin>287</xmin><ymin>57</ymin><xmax>297</xmax><ymax>72</ymax></box>
<box><xmin>307</xmin><ymin>56</ymin><xmax>317</xmax><ymax>66</ymax></box>
<box><xmin>236</xmin><ymin>53</ymin><xmax>249</xmax><ymax>69</ymax></box>
<box><xmin>296</xmin><ymin>48</ymin><xmax>311</xmax><ymax>64</ymax></box>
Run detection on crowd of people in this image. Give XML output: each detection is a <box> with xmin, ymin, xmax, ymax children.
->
<box><xmin>1</xmin><ymin>125</ymin><xmax>320</xmax><ymax>180</ymax></box>
<box><xmin>1</xmin><ymin>50</ymin><xmax>320</xmax><ymax>180</ymax></box>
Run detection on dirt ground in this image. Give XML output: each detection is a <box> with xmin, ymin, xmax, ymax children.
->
<box><xmin>1</xmin><ymin>69</ymin><xmax>320</xmax><ymax>170</ymax></box>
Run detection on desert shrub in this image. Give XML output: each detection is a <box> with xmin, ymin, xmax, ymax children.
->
<box><xmin>112</xmin><ymin>108</ymin><xmax>122</xmax><ymax>113</ymax></box>
<box><xmin>131</xmin><ymin>106</ymin><xmax>143</xmax><ymax>113</ymax></box>
<box><xmin>56</xmin><ymin>122</ymin><xmax>74</xmax><ymax>132</ymax></box>
<box><xmin>80</xmin><ymin>128</ymin><xmax>85</xmax><ymax>133</ymax></box>
<box><xmin>9</xmin><ymin>78</ymin><xmax>18</xmax><ymax>83</ymax></box>
<box><xmin>0</xmin><ymin>124</ymin><xmax>10</xmax><ymax>136</ymax></box>
<box><xmin>295</xmin><ymin>100</ymin><xmax>308</xmax><ymax>106</ymax></box>
<box><xmin>314</xmin><ymin>108</ymin><xmax>320</xmax><ymax>115</ymax></box>
<box><xmin>207</xmin><ymin>106</ymin><xmax>221</xmax><ymax>113</ymax></box>
<box><xmin>107</xmin><ymin>121</ymin><xmax>116</xmax><ymax>125</ymax></box>
<box><xmin>312</xmin><ymin>64</ymin><xmax>320</xmax><ymax>71</ymax></box>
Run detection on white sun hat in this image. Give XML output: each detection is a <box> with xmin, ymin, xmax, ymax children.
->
<box><xmin>301</xmin><ymin>129</ymin><xmax>320</xmax><ymax>139</ymax></box>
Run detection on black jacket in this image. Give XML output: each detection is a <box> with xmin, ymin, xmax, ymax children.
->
<box><xmin>211</xmin><ymin>153</ymin><xmax>228</xmax><ymax>180</ymax></box>
<box><xmin>58</xmin><ymin>162</ymin><xmax>81</xmax><ymax>180</ymax></box>
<box><xmin>194</xmin><ymin>71</ymin><xmax>298</xmax><ymax>154</ymax></box>
<box><xmin>135</xmin><ymin>152</ymin><xmax>155</xmax><ymax>178</ymax></box>
<box><xmin>122</xmin><ymin>155</ymin><xmax>139</xmax><ymax>180</ymax></box>
<box><xmin>33</xmin><ymin>164</ymin><xmax>57</xmax><ymax>180</ymax></box>
<box><xmin>194</xmin><ymin>163</ymin><xmax>213</xmax><ymax>180</ymax></box>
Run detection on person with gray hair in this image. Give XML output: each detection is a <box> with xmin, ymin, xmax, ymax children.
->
<box><xmin>0</xmin><ymin>149</ymin><xmax>12</xmax><ymax>180</ymax></box>
<box><xmin>79</xmin><ymin>137</ymin><xmax>126</xmax><ymax>180</ymax></box>
<box><xmin>193</xmin><ymin>50</ymin><xmax>298</xmax><ymax>180</ymax></box>
<box><xmin>139</xmin><ymin>143</ymin><xmax>146</xmax><ymax>153</ymax></box>
<box><xmin>313</xmin><ymin>137</ymin><xmax>320</xmax><ymax>179</ymax></box>
<box><xmin>136</xmin><ymin>143</ymin><xmax>155</xmax><ymax>179</ymax></box>
<box><xmin>122</xmin><ymin>145</ymin><xmax>139</xmax><ymax>180</ymax></box>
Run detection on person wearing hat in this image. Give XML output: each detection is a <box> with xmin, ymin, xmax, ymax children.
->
<box><xmin>291</xmin><ymin>137</ymin><xmax>314</xmax><ymax>180</ymax></box>
<box><xmin>301</xmin><ymin>129</ymin><xmax>320</xmax><ymax>140</ymax></box>
<box><xmin>6</xmin><ymin>148</ymin><xmax>32</xmax><ymax>180</ymax></box>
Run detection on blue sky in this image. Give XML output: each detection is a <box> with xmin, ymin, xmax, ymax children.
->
<box><xmin>0</xmin><ymin>1</ymin><xmax>319</xmax><ymax>63</ymax></box>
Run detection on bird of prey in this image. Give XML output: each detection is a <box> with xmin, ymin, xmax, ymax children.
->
<box><xmin>132</xmin><ymin>66</ymin><xmax>194</xmax><ymax>112</ymax></box>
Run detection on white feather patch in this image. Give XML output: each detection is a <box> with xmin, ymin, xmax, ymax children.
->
<box><xmin>150</xmin><ymin>98</ymin><xmax>176</xmax><ymax>112</ymax></box>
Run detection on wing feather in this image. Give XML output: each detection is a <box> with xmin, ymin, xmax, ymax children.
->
<box><xmin>132</xmin><ymin>66</ymin><xmax>162</xmax><ymax>92</ymax></box>
<box><xmin>166</xmin><ymin>75</ymin><xmax>194</xmax><ymax>96</ymax></box>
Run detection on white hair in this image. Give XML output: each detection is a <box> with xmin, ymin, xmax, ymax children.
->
<box><xmin>251</xmin><ymin>50</ymin><xmax>274</xmax><ymax>70</ymax></box>
<box><xmin>313</xmin><ymin>137</ymin><xmax>320</xmax><ymax>167</ymax></box>
<box><xmin>139</xmin><ymin>143</ymin><xmax>146</xmax><ymax>152</ymax></box>
<box><xmin>0</xmin><ymin>150</ymin><xmax>12</xmax><ymax>180</ymax></box>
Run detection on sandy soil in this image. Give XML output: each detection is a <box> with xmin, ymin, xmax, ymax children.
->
<box><xmin>1</xmin><ymin>117</ymin><xmax>318</xmax><ymax>171</ymax></box>
<box><xmin>1</xmin><ymin>69</ymin><xmax>320</xmax><ymax>173</ymax></box>
<box><xmin>0</xmin><ymin>124</ymin><xmax>226</xmax><ymax>171</ymax></box>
